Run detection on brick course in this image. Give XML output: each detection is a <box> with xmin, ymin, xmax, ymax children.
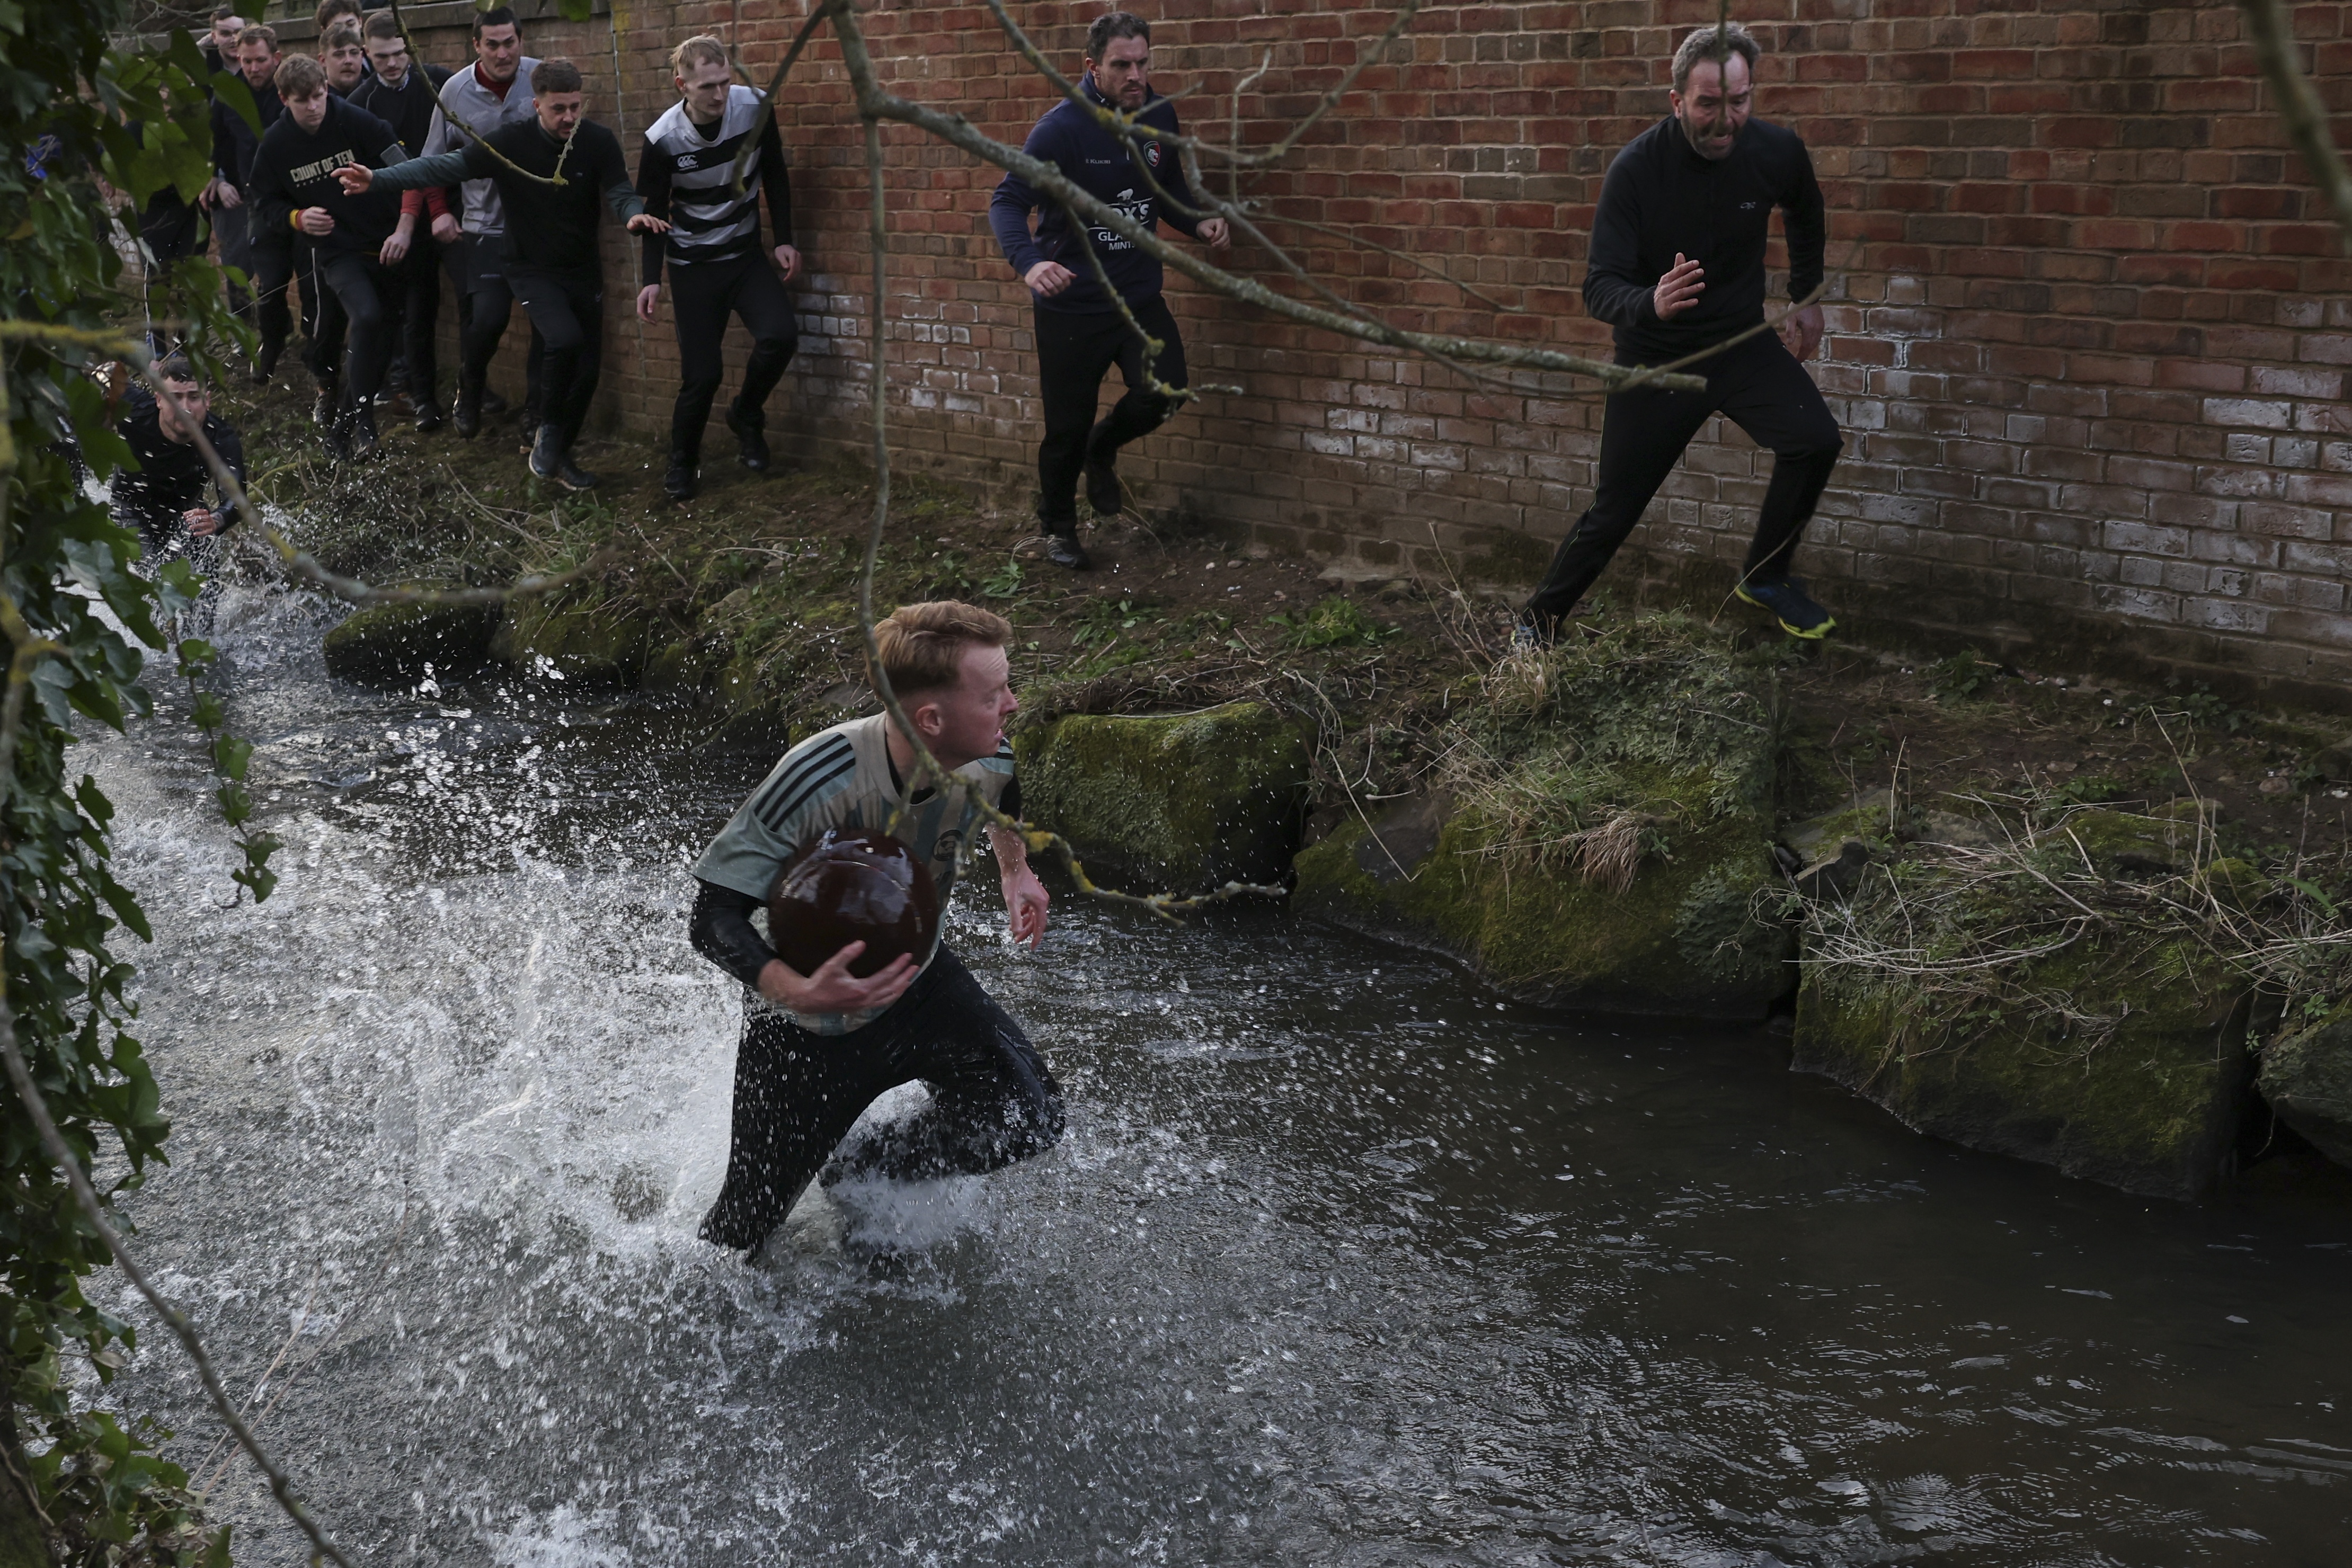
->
<box><xmin>372</xmin><ymin>0</ymin><xmax>2350</xmax><ymax>706</ymax></box>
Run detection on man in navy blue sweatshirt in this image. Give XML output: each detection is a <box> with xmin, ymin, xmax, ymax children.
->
<box><xmin>1521</xmin><ymin>22</ymin><xmax>1840</xmax><ymax>645</ymax></box>
<box><xmin>989</xmin><ymin>11</ymin><xmax>1229</xmax><ymax>571</ymax></box>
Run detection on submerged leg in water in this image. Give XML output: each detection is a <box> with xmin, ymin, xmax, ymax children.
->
<box><xmin>698</xmin><ymin>947</ymin><xmax>1063</xmax><ymax>1251</ymax></box>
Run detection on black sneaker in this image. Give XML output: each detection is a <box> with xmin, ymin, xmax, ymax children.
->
<box><xmin>452</xmin><ymin>382</ymin><xmax>482</xmax><ymax>440</ymax></box>
<box><xmin>1083</xmin><ymin>456</ymin><xmax>1123</xmax><ymax>519</ymax></box>
<box><xmin>662</xmin><ymin>452</ymin><xmax>697</xmax><ymax>503</ymax></box>
<box><xmin>1734</xmin><ymin>574</ymin><xmax>1836</xmax><ymax>639</ymax></box>
<box><xmin>413</xmin><ymin>397</ymin><xmax>446</xmax><ymax>433</ymax></box>
<box><xmin>312</xmin><ymin>381</ymin><xmax>338</xmax><ymax>429</ymax></box>
<box><xmin>1044</xmin><ymin>530</ymin><xmax>1091</xmax><ymax>571</ymax></box>
<box><xmin>345</xmin><ymin>404</ymin><xmax>378</xmax><ymax>462</ymax></box>
<box><xmin>726</xmin><ymin>405</ymin><xmax>770</xmax><ymax>472</ymax></box>
<box><xmin>529</xmin><ymin>426</ymin><xmax>597</xmax><ymax>491</ymax></box>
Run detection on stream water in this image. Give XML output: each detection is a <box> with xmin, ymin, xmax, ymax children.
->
<box><xmin>86</xmin><ymin>590</ymin><xmax>2352</xmax><ymax>1566</ymax></box>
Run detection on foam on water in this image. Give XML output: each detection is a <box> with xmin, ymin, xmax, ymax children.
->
<box><xmin>71</xmin><ymin>600</ymin><xmax>2352</xmax><ymax>1566</ymax></box>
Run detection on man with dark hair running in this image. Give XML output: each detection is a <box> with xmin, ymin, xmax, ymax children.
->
<box><xmin>343</xmin><ymin>57</ymin><xmax>670</xmax><ymax>489</ymax></box>
<box><xmin>989</xmin><ymin>11</ymin><xmax>1228</xmax><ymax>572</ymax></box>
<box><xmin>1520</xmin><ymin>21</ymin><xmax>1839</xmax><ymax>646</ymax></box>
<box><xmin>112</xmin><ymin>355</ymin><xmax>246</xmax><ymax>574</ymax></box>
<box><xmin>635</xmin><ymin>34</ymin><xmax>801</xmax><ymax>504</ymax></box>
<box><xmin>420</xmin><ymin>5</ymin><xmax>543</xmax><ymax>440</ymax></box>
<box><xmin>351</xmin><ymin>11</ymin><xmax>456</xmax><ymax>430</ymax></box>
<box><xmin>246</xmin><ymin>51</ymin><xmax>407</xmax><ymax>459</ymax></box>
<box><xmin>686</xmin><ymin>600</ymin><xmax>1060</xmax><ymax>1255</ymax></box>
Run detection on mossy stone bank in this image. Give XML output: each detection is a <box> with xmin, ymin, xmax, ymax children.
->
<box><xmin>2257</xmin><ymin>1008</ymin><xmax>2352</xmax><ymax>1167</ymax></box>
<box><xmin>1294</xmin><ymin>614</ymin><xmax>1794</xmax><ymax>1020</ymax></box>
<box><xmin>1012</xmin><ymin>702</ymin><xmax>1312</xmax><ymax>894</ymax></box>
<box><xmin>491</xmin><ymin>594</ymin><xmax>660</xmax><ymax>685</ymax></box>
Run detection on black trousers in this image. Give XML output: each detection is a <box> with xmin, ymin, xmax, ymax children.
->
<box><xmin>500</xmin><ymin>266</ymin><xmax>601</xmax><ymax>448</ymax></box>
<box><xmin>669</xmin><ymin>250</ymin><xmax>798</xmax><ymax>457</ymax></box>
<box><xmin>459</xmin><ymin>233</ymin><xmax>545</xmax><ymax>420</ymax></box>
<box><xmin>391</xmin><ymin>235</ymin><xmax>442</xmax><ymax>401</ymax></box>
<box><xmin>312</xmin><ymin>251</ymin><xmax>393</xmax><ymax>412</ymax></box>
<box><xmin>1033</xmin><ymin>295</ymin><xmax>1186</xmax><ymax>528</ymax></box>
<box><xmin>1524</xmin><ymin>333</ymin><xmax>1843</xmax><ymax>629</ymax></box>
<box><xmin>699</xmin><ymin>946</ymin><xmax>1064</xmax><ymax>1252</ymax></box>
<box><xmin>250</xmin><ymin>243</ymin><xmax>295</xmax><ymax>366</ymax></box>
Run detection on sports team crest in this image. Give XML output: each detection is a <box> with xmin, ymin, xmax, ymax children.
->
<box><xmin>1146</xmin><ymin>143</ymin><xmax>1161</xmax><ymax>167</ymax></box>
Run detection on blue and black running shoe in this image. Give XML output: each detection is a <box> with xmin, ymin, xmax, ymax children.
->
<box><xmin>1734</xmin><ymin>574</ymin><xmax>1836</xmax><ymax>639</ymax></box>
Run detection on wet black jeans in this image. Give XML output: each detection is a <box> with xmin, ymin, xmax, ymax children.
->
<box><xmin>1524</xmin><ymin>332</ymin><xmax>1843</xmax><ymax>631</ymax></box>
<box><xmin>699</xmin><ymin>946</ymin><xmax>1064</xmax><ymax>1252</ymax></box>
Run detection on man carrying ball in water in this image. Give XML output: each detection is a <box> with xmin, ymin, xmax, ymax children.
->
<box><xmin>687</xmin><ymin>601</ymin><xmax>1061</xmax><ymax>1253</ymax></box>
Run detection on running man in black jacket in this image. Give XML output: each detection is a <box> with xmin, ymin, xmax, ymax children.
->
<box><xmin>1521</xmin><ymin>22</ymin><xmax>1841</xmax><ymax>644</ymax></box>
<box><xmin>343</xmin><ymin>57</ymin><xmax>669</xmax><ymax>491</ymax></box>
<box><xmin>989</xmin><ymin>11</ymin><xmax>1229</xmax><ymax>571</ymax></box>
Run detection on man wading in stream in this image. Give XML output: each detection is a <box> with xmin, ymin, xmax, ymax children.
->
<box><xmin>686</xmin><ymin>602</ymin><xmax>1062</xmax><ymax>1255</ymax></box>
<box><xmin>1518</xmin><ymin>21</ymin><xmax>1839</xmax><ymax>647</ymax></box>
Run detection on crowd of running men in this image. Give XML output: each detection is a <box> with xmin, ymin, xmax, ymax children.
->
<box><xmin>127</xmin><ymin>11</ymin><xmax>1836</xmax><ymax>658</ymax></box>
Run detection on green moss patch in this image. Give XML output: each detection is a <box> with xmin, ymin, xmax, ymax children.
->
<box><xmin>1013</xmin><ymin>702</ymin><xmax>1312</xmax><ymax>894</ymax></box>
<box><xmin>321</xmin><ymin>600</ymin><xmax>501</xmax><ymax>685</ymax></box>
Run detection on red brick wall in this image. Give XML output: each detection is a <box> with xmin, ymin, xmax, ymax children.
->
<box><xmin>387</xmin><ymin>0</ymin><xmax>2352</xmax><ymax>706</ymax></box>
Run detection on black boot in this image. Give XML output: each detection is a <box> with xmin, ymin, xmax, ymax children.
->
<box><xmin>453</xmin><ymin>379</ymin><xmax>482</xmax><ymax>440</ymax></box>
<box><xmin>345</xmin><ymin>403</ymin><xmax>379</xmax><ymax>462</ymax></box>
<box><xmin>1043</xmin><ymin>522</ymin><xmax>1091</xmax><ymax>572</ymax></box>
<box><xmin>252</xmin><ymin>340</ymin><xmax>280</xmax><ymax>385</ymax></box>
<box><xmin>662</xmin><ymin>444</ymin><xmax>698</xmax><ymax>503</ymax></box>
<box><xmin>413</xmin><ymin>396</ymin><xmax>446</xmax><ymax>433</ymax></box>
<box><xmin>529</xmin><ymin>424</ymin><xmax>598</xmax><ymax>491</ymax></box>
<box><xmin>725</xmin><ymin>402</ymin><xmax>770</xmax><ymax>472</ymax></box>
<box><xmin>311</xmin><ymin>376</ymin><xmax>338</xmax><ymax>429</ymax></box>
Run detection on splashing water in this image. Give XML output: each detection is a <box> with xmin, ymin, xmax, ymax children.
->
<box><xmin>82</xmin><ymin>593</ymin><xmax>2352</xmax><ymax>1565</ymax></box>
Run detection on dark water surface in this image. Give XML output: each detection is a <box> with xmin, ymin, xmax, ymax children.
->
<box><xmin>91</xmin><ymin>592</ymin><xmax>2352</xmax><ymax>1566</ymax></box>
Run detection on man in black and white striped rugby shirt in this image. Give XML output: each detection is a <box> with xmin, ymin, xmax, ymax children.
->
<box><xmin>635</xmin><ymin>35</ymin><xmax>802</xmax><ymax>504</ymax></box>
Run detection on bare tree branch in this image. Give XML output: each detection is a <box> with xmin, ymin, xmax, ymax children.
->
<box><xmin>2239</xmin><ymin>0</ymin><xmax>2352</xmax><ymax>246</ymax></box>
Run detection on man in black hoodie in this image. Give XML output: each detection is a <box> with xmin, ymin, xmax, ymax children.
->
<box><xmin>1519</xmin><ymin>22</ymin><xmax>1840</xmax><ymax>645</ymax></box>
<box><xmin>343</xmin><ymin>58</ymin><xmax>669</xmax><ymax>491</ymax></box>
<box><xmin>247</xmin><ymin>52</ymin><xmax>407</xmax><ymax>459</ymax></box>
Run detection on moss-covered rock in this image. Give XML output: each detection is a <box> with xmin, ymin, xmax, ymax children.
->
<box><xmin>321</xmin><ymin>600</ymin><xmax>501</xmax><ymax>685</ymax></box>
<box><xmin>492</xmin><ymin>595</ymin><xmax>658</xmax><ymax>684</ymax></box>
<box><xmin>2257</xmin><ymin>1008</ymin><xmax>2352</xmax><ymax>1169</ymax></box>
<box><xmin>1792</xmin><ymin>945</ymin><xmax>2257</xmax><ymax>1200</ymax></box>
<box><xmin>1294</xmin><ymin>613</ymin><xmax>1795</xmax><ymax>1019</ymax></box>
<box><xmin>1012</xmin><ymin>701</ymin><xmax>1311</xmax><ymax>893</ymax></box>
<box><xmin>1295</xmin><ymin>790</ymin><xmax>1791</xmax><ymax>1018</ymax></box>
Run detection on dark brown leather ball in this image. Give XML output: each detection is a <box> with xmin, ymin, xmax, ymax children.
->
<box><xmin>767</xmin><ymin>828</ymin><xmax>942</xmax><ymax>980</ymax></box>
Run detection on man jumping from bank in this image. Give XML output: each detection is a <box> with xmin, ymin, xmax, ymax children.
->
<box><xmin>635</xmin><ymin>34</ymin><xmax>802</xmax><ymax>504</ymax></box>
<box><xmin>685</xmin><ymin>601</ymin><xmax>1062</xmax><ymax>1255</ymax></box>
<box><xmin>1520</xmin><ymin>22</ymin><xmax>1840</xmax><ymax>646</ymax></box>
<box><xmin>340</xmin><ymin>58</ymin><xmax>669</xmax><ymax>490</ymax></box>
<box><xmin>989</xmin><ymin>10</ymin><xmax>1229</xmax><ymax>572</ymax></box>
